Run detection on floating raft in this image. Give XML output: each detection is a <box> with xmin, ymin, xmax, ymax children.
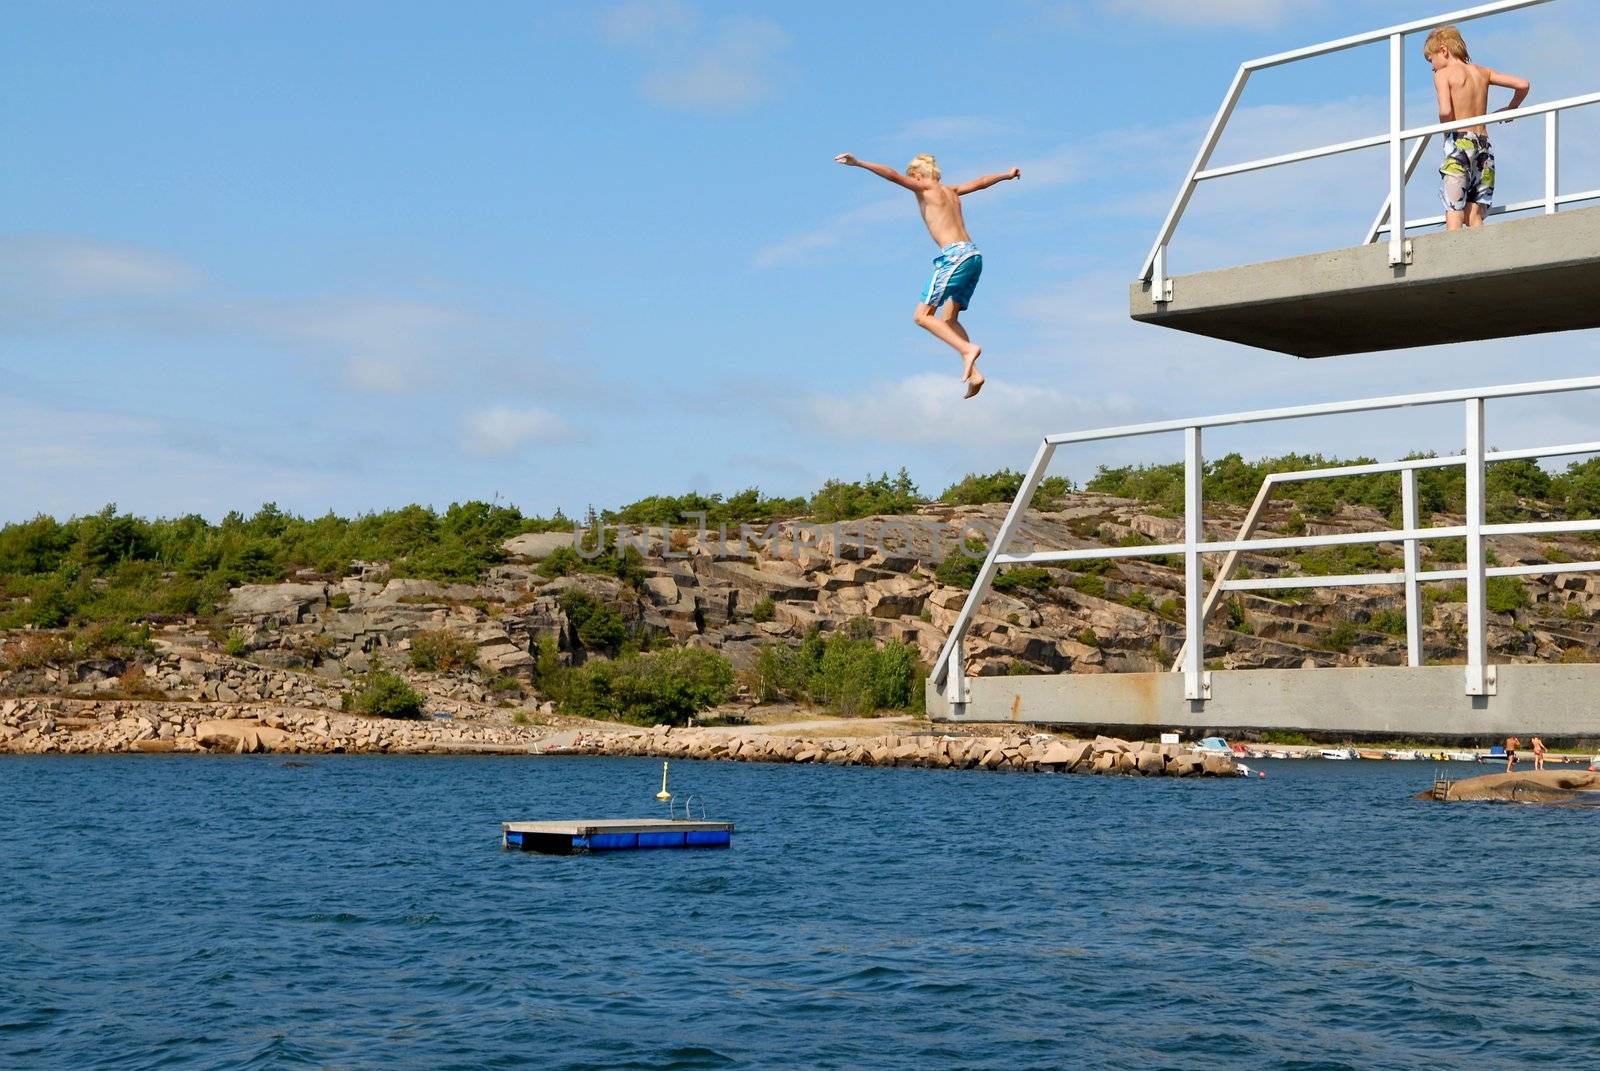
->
<box><xmin>501</xmin><ymin>819</ymin><xmax>733</xmax><ymax>854</ymax></box>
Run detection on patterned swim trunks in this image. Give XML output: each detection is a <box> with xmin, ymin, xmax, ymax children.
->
<box><xmin>920</xmin><ymin>241</ymin><xmax>983</xmax><ymax>311</ymax></box>
<box><xmin>1440</xmin><ymin>130</ymin><xmax>1495</xmax><ymax>212</ymax></box>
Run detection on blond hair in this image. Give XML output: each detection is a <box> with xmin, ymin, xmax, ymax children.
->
<box><xmin>1424</xmin><ymin>26</ymin><xmax>1469</xmax><ymax>62</ymax></box>
<box><xmin>906</xmin><ymin>153</ymin><xmax>940</xmax><ymax>181</ymax></box>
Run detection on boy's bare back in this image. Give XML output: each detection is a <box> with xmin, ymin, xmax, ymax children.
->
<box><xmin>1434</xmin><ymin>61</ymin><xmax>1493</xmax><ymax>134</ymax></box>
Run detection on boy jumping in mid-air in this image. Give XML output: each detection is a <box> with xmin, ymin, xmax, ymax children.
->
<box><xmin>1424</xmin><ymin>25</ymin><xmax>1529</xmax><ymax>231</ymax></box>
<box><xmin>834</xmin><ymin>151</ymin><xmax>1020</xmax><ymax>398</ymax></box>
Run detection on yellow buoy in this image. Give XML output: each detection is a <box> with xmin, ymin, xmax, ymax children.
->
<box><xmin>655</xmin><ymin>760</ymin><xmax>672</xmax><ymax>802</ymax></box>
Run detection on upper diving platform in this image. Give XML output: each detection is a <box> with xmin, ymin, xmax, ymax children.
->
<box><xmin>1130</xmin><ymin>0</ymin><xmax>1600</xmax><ymax>358</ymax></box>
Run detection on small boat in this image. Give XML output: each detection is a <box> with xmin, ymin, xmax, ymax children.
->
<box><xmin>1384</xmin><ymin>750</ymin><xmax>1420</xmax><ymax>761</ymax></box>
<box><xmin>1189</xmin><ymin>737</ymin><xmax>1254</xmax><ymax>777</ymax></box>
<box><xmin>1319</xmin><ymin>748</ymin><xmax>1358</xmax><ymax>760</ymax></box>
<box><xmin>1590</xmin><ymin>755</ymin><xmax>1599</xmax><ymax>773</ymax></box>
<box><xmin>1445</xmin><ymin>751</ymin><xmax>1477</xmax><ymax>763</ymax></box>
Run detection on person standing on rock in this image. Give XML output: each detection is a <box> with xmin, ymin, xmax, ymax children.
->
<box><xmin>1531</xmin><ymin>735</ymin><xmax>1547</xmax><ymax>771</ymax></box>
<box><xmin>833</xmin><ymin>151</ymin><xmax>1021</xmax><ymax>398</ymax></box>
<box><xmin>1504</xmin><ymin>735</ymin><xmax>1520</xmax><ymax>773</ymax></box>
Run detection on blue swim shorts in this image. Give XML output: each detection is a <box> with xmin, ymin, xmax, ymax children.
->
<box><xmin>920</xmin><ymin>241</ymin><xmax>983</xmax><ymax>311</ymax></box>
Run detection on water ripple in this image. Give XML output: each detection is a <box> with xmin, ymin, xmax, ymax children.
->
<box><xmin>1</xmin><ymin>755</ymin><xmax>1597</xmax><ymax>1068</ymax></box>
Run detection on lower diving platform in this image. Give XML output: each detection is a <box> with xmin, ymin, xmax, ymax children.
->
<box><xmin>502</xmin><ymin>819</ymin><xmax>734</xmax><ymax>854</ymax></box>
<box><xmin>929</xmin><ymin>664</ymin><xmax>1600</xmax><ymax>739</ymax></box>
<box><xmin>1130</xmin><ymin>203</ymin><xmax>1600</xmax><ymax>358</ymax></box>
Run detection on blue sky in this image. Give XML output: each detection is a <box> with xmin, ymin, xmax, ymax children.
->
<box><xmin>3</xmin><ymin>0</ymin><xmax>1597</xmax><ymax>524</ymax></box>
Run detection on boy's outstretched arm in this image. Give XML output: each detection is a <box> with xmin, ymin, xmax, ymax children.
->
<box><xmin>1489</xmin><ymin>68</ymin><xmax>1530</xmax><ymax>114</ymax></box>
<box><xmin>953</xmin><ymin>168</ymin><xmax>1021</xmax><ymax>195</ymax></box>
<box><xmin>834</xmin><ymin>153</ymin><xmax>924</xmax><ymax>191</ymax></box>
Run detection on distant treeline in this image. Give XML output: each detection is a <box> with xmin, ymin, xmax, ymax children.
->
<box><xmin>2</xmin><ymin>453</ymin><xmax>1595</xmax><ymax>630</ymax></box>
<box><xmin>1085</xmin><ymin>452</ymin><xmax>1600</xmax><ymax>522</ymax></box>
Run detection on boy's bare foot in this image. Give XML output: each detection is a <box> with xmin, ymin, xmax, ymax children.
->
<box><xmin>961</xmin><ymin>346</ymin><xmax>982</xmax><ymax>383</ymax></box>
<box><xmin>964</xmin><ymin>370</ymin><xmax>985</xmax><ymax>399</ymax></box>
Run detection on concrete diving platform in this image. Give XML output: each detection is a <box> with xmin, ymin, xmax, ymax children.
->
<box><xmin>929</xmin><ymin>663</ymin><xmax>1600</xmax><ymax>740</ymax></box>
<box><xmin>501</xmin><ymin>819</ymin><xmax>733</xmax><ymax>854</ymax></box>
<box><xmin>1130</xmin><ymin>204</ymin><xmax>1600</xmax><ymax>357</ymax></box>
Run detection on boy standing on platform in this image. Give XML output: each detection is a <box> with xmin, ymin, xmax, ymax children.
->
<box><xmin>834</xmin><ymin>151</ymin><xmax>1020</xmax><ymax>398</ymax></box>
<box><xmin>1424</xmin><ymin>25</ymin><xmax>1529</xmax><ymax>231</ymax></box>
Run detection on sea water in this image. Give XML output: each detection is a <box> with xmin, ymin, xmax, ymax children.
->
<box><xmin>1</xmin><ymin>756</ymin><xmax>1595</xmax><ymax>1070</ymax></box>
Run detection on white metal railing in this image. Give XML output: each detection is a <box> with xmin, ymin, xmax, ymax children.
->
<box><xmin>930</xmin><ymin>376</ymin><xmax>1600</xmax><ymax>712</ymax></box>
<box><xmin>1140</xmin><ymin>0</ymin><xmax>1600</xmax><ymax>302</ymax></box>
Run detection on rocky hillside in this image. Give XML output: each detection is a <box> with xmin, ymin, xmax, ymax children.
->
<box><xmin>3</xmin><ymin>492</ymin><xmax>1598</xmax><ymax>706</ymax></box>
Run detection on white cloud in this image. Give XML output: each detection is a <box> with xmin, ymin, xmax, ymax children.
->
<box><xmin>601</xmin><ymin>0</ymin><xmax>695</xmax><ymax>45</ymax></box>
<box><xmin>604</xmin><ymin>4</ymin><xmax>787</xmax><ymax>114</ymax></box>
<box><xmin>1101</xmin><ymin>0</ymin><xmax>1323</xmax><ymax>29</ymax></box>
<box><xmin>0</xmin><ymin>234</ymin><xmax>197</xmax><ymax>295</ymax></box>
<box><xmin>801</xmin><ymin>372</ymin><xmax>1140</xmax><ymax>453</ymax></box>
<box><xmin>752</xmin><ymin>196</ymin><xmax>906</xmax><ymax>268</ymax></box>
<box><xmin>248</xmin><ymin>297</ymin><xmax>474</xmax><ymax>395</ymax></box>
<box><xmin>886</xmin><ymin>116</ymin><xmax>1015</xmax><ymax>145</ymax></box>
<box><xmin>463</xmin><ymin>406</ymin><xmax>571</xmax><ymax>456</ymax></box>
<box><xmin>0</xmin><ymin>398</ymin><xmax>338</xmax><ymax>520</ymax></box>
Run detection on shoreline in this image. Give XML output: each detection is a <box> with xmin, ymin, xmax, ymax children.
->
<box><xmin>0</xmin><ymin>697</ymin><xmax>1238</xmax><ymax>777</ymax></box>
<box><xmin>3</xmin><ymin>696</ymin><xmax>1589</xmax><ymax>772</ymax></box>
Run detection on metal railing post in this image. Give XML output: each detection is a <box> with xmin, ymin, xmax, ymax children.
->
<box><xmin>1183</xmin><ymin>426</ymin><xmax>1208</xmax><ymax>700</ymax></box>
<box><xmin>1546</xmin><ymin>110</ymin><xmax>1560</xmax><ymax>214</ymax></box>
<box><xmin>1388</xmin><ymin>32</ymin><xmax>1408</xmax><ymax>266</ymax></box>
<box><xmin>1464</xmin><ymin>399</ymin><xmax>1490</xmax><ymax>694</ymax></box>
<box><xmin>1139</xmin><ymin>65</ymin><xmax>1250</xmax><ymax>286</ymax></box>
<box><xmin>1365</xmin><ymin>135</ymin><xmax>1432</xmax><ymax>244</ymax></box>
<box><xmin>1402</xmin><ymin>469</ymin><xmax>1424</xmax><ymax>666</ymax></box>
<box><xmin>929</xmin><ymin>440</ymin><xmax>1056</xmax><ymax>692</ymax></box>
<box><xmin>1153</xmin><ymin>243</ymin><xmax>1172</xmax><ymax>304</ymax></box>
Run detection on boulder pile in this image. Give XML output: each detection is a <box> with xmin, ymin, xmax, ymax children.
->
<box><xmin>0</xmin><ymin>697</ymin><xmax>545</xmax><ymax>755</ymax></box>
<box><xmin>561</xmin><ymin>726</ymin><xmax>1241</xmax><ymax>777</ymax></box>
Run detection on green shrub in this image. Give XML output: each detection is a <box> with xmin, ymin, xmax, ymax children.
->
<box><xmin>1486</xmin><ymin>576</ymin><xmax>1528</xmax><ymax>614</ymax></box>
<box><xmin>558</xmin><ymin>590</ymin><xmax>628</xmax><ymax>655</ymax></box>
<box><xmin>76</xmin><ymin>620</ymin><xmax>153</xmax><ymax>657</ymax></box>
<box><xmin>807</xmin><ymin>470</ymin><xmax>922</xmax><ymax>522</ymax></box>
<box><xmin>0</xmin><ymin>632</ymin><xmax>73</xmax><ymax>670</ymax></box>
<box><xmin>1006</xmin><ymin>661</ymin><xmax>1035</xmax><ymax>675</ymax></box>
<box><xmin>328</xmin><ymin>592</ymin><xmax>352</xmax><ymax>609</ymax></box>
<box><xmin>222</xmin><ymin>630</ymin><xmax>249</xmax><ymax>657</ymax></box>
<box><xmin>1071</xmin><ymin>574</ymin><xmax>1107</xmax><ymax>598</ymax></box>
<box><xmin>1369</xmin><ymin>608</ymin><xmax>1408</xmax><ymax>636</ymax></box>
<box><xmin>751</xmin><ymin>623</ymin><xmax>923</xmax><ymax>716</ymax></box>
<box><xmin>934</xmin><ymin>553</ymin><xmax>982</xmax><ymax>590</ymax></box>
<box><xmin>751</xmin><ymin>596</ymin><xmax>776</xmax><ymax>623</ymax></box>
<box><xmin>1321</xmin><ymin>619</ymin><xmax>1360</xmax><ymax>654</ymax></box>
<box><xmin>408</xmin><ymin>628</ymin><xmax>481</xmax><ymax>672</ymax></box>
<box><xmin>353</xmin><ymin>670</ymin><xmax>425</xmax><ymax>718</ymax></box>
<box><xmin>559</xmin><ymin>648</ymin><xmax>734</xmax><ymax>726</ymax></box>
<box><xmin>992</xmin><ymin>566</ymin><xmax>1054</xmax><ymax>594</ymax></box>
<box><xmin>1123</xmin><ymin>590</ymin><xmax>1154</xmax><ymax>611</ymax></box>
<box><xmin>1075</xmin><ymin>628</ymin><xmax>1100</xmax><ymax>648</ymax></box>
<box><xmin>938</xmin><ymin>469</ymin><xmax>1076</xmax><ymax>510</ymax></box>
